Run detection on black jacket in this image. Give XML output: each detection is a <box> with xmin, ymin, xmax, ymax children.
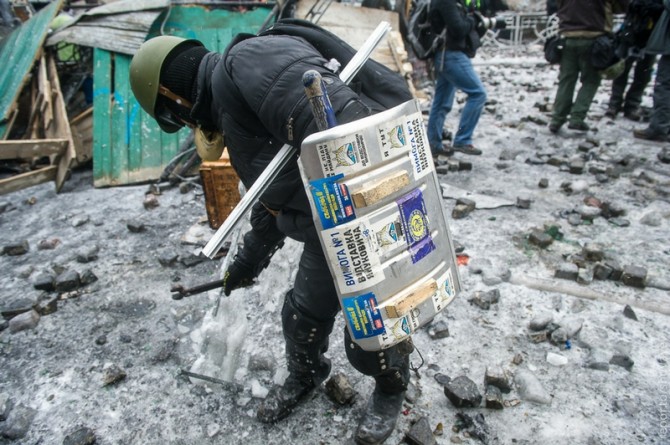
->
<box><xmin>189</xmin><ymin>29</ymin><xmax>412</xmax><ymax>263</ymax></box>
<box><xmin>431</xmin><ymin>0</ymin><xmax>480</xmax><ymax>57</ymax></box>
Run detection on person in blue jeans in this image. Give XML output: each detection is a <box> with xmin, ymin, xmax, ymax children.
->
<box><xmin>428</xmin><ymin>0</ymin><xmax>488</xmax><ymax>156</ymax></box>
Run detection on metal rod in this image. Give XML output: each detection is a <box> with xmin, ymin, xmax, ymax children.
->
<box><xmin>202</xmin><ymin>21</ymin><xmax>392</xmax><ymax>259</ymax></box>
<box><xmin>179</xmin><ymin>369</ymin><xmax>244</xmax><ymax>391</ymax></box>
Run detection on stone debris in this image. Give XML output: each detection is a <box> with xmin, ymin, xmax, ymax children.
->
<box><xmin>1</xmin><ymin>240</ymin><xmax>29</xmax><ymax>256</ymax></box>
<box><xmin>0</xmin><ymin>404</ymin><xmax>36</xmax><ymax>440</ymax></box>
<box><xmin>405</xmin><ymin>416</ymin><xmax>436</xmax><ymax>445</ymax></box>
<box><xmin>444</xmin><ymin>376</ymin><xmax>482</xmax><ymax>408</ymax></box>
<box><xmin>325</xmin><ymin>372</ymin><xmax>356</xmax><ymax>406</ymax></box>
<box><xmin>62</xmin><ymin>426</ymin><xmax>97</xmax><ymax>445</ymax></box>
<box><xmin>102</xmin><ymin>364</ymin><xmax>127</xmax><ymax>386</ymax></box>
<box><xmin>468</xmin><ymin>289</ymin><xmax>500</xmax><ymax>310</ymax></box>
<box><xmin>8</xmin><ymin>310</ymin><xmax>40</xmax><ymax>333</ymax></box>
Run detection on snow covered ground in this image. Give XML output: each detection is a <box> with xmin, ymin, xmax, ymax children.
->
<box><xmin>1</xmin><ymin>42</ymin><xmax>669</xmax><ymax>445</ymax></box>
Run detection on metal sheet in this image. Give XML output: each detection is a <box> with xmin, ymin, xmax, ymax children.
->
<box><xmin>0</xmin><ymin>0</ymin><xmax>64</xmax><ymax>139</ymax></box>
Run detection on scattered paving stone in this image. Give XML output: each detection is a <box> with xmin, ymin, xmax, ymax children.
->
<box><xmin>33</xmin><ymin>273</ymin><xmax>55</xmax><ymax>291</ymax></box>
<box><xmin>247</xmin><ymin>351</ymin><xmax>275</xmax><ymax>372</ymax></box>
<box><xmin>427</xmin><ymin>319</ymin><xmax>450</xmax><ymax>339</ymax></box>
<box><xmin>63</xmin><ymin>426</ymin><xmax>97</xmax><ymax>445</ymax></box>
<box><xmin>608</xmin><ymin>217</ymin><xmax>630</xmax><ymax>227</ymax></box>
<box><xmin>622</xmin><ymin>305</ymin><xmax>638</xmax><ymax>321</ymax></box>
<box><xmin>538</xmin><ymin>178</ymin><xmax>549</xmax><ymax>188</ymax></box>
<box><xmin>127</xmin><ymin>221</ymin><xmax>146</xmax><ymax>233</ymax></box>
<box><xmin>102</xmin><ymin>364</ymin><xmax>127</xmax><ymax>386</ymax></box>
<box><xmin>621</xmin><ymin>265</ymin><xmax>647</xmax><ymax>288</ymax></box>
<box><xmin>55</xmin><ymin>270</ymin><xmax>81</xmax><ymax>293</ymax></box>
<box><xmin>485</xmin><ymin>385</ymin><xmax>504</xmax><ymax>409</ymax></box>
<box><xmin>512</xmin><ymin>353</ymin><xmax>524</xmax><ymax>365</ymax></box>
<box><xmin>550</xmin><ymin>327</ymin><xmax>568</xmax><ymax>345</ymax></box>
<box><xmin>593</xmin><ymin>262</ymin><xmax>612</xmax><ymax>280</ymax></box>
<box><xmin>37</xmin><ymin>238</ymin><xmax>60</xmax><ymax>250</ymax></box>
<box><xmin>468</xmin><ymin>289</ymin><xmax>500</xmax><ymax>310</ymax></box>
<box><xmin>80</xmin><ymin>269</ymin><xmax>99</xmax><ymax>286</ymax></box>
<box><xmin>2</xmin><ymin>241</ymin><xmax>29</xmax><ymax>256</ymax></box>
<box><xmin>585</xmin><ymin>349</ymin><xmax>611</xmax><ymax>371</ymax></box>
<box><xmin>555</xmin><ymin>263</ymin><xmax>579</xmax><ymax>281</ymax></box>
<box><xmin>600</xmin><ymin>201</ymin><xmax>626</xmax><ymax>218</ymax></box>
<box><xmin>484</xmin><ymin>366</ymin><xmax>512</xmax><ymax>393</ymax></box>
<box><xmin>143</xmin><ymin>194</ymin><xmax>160</xmax><ymax>210</ymax></box>
<box><xmin>610</xmin><ymin>354</ymin><xmax>634</xmax><ymax>371</ymax></box>
<box><xmin>444</xmin><ymin>376</ymin><xmax>482</xmax><ymax>408</ymax></box>
<box><xmin>569</xmin><ymin>159</ymin><xmax>585</xmax><ymax>174</ymax></box>
<box><xmin>434</xmin><ymin>373</ymin><xmax>451</xmax><ymax>387</ymax></box>
<box><xmin>578</xmin><ymin>206</ymin><xmax>601</xmax><ymax>221</ymax></box>
<box><xmin>514</xmin><ymin>369</ymin><xmax>551</xmax><ymax>405</ymax></box>
<box><xmin>577</xmin><ymin>268</ymin><xmax>593</xmax><ymax>285</ymax></box>
<box><xmin>38</xmin><ymin>296</ymin><xmax>59</xmax><ymax>316</ymax></box>
<box><xmin>452</xmin><ymin>204</ymin><xmax>473</xmax><ymax>219</ymax></box>
<box><xmin>8</xmin><ymin>310</ymin><xmax>40</xmax><ymax>333</ymax></box>
<box><xmin>0</xmin><ymin>404</ymin><xmax>36</xmax><ymax>440</ymax></box>
<box><xmin>158</xmin><ymin>251</ymin><xmax>179</xmax><ymax>267</ymax></box>
<box><xmin>325</xmin><ymin>373</ymin><xmax>356</xmax><ymax>405</ymax></box>
<box><xmin>458</xmin><ymin>161</ymin><xmax>473</xmax><ymax>171</ymax></box>
<box><xmin>528</xmin><ymin>330</ymin><xmax>549</xmax><ymax>343</ymax></box>
<box><xmin>560</xmin><ymin>317</ymin><xmax>584</xmax><ymax>338</ymax></box>
<box><xmin>76</xmin><ymin>245</ymin><xmax>99</xmax><ymax>263</ymax></box>
<box><xmin>529</xmin><ymin>313</ymin><xmax>553</xmax><ymax>331</ymax></box>
<box><xmin>528</xmin><ymin>230</ymin><xmax>553</xmax><ymax>248</ymax></box>
<box><xmin>151</xmin><ymin>338</ymin><xmax>177</xmax><ymax>363</ymax></box>
<box><xmin>405</xmin><ymin>416</ymin><xmax>436</xmax><ymax>445</ymax></box>
<box><xmin>71</xmin><ymin>215</ymin><xmax>90</xmax><ymax>227</ymax></box>
<box><xmin>658</xmin><ymin>147</ymin><xmax>670</xmax><ymax>163</ymax></box>
<box><xmin>516</xmin><ymin>197</ymin><xmax>531</xmax><ymax>209</ymax></box>
<box><xmin>181</xmin><ymin>254</ymin><xmax>205</xmax><ymax>268</ymax></box>
<box><xmin>95</xmin><ymin>335</ymin><xmax>107</xmax><ymax>346</ymax></box>
<box><xmin>582</xmin><ymin>243</ymin><xmax>604</xmax><ymax>262</ymax></box>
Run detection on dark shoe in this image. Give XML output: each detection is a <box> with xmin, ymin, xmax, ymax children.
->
<box><xmin>623</xmin><ymin>109</ymin><xmax>642</xmax><ymax>122</ymax></box>
<box><xmin>604</xmin><ymin>108</ymin><xmax>618</xmax><ymax>119</ymax></box>
<box><xmin>549</xmin><ymin>123</ymin><xmax>561</xmax><ymax>134</ymax></box>
<box><xmin>432</xmin><ymin>144</ymin><xmax>454</xmax><ymax>157</ymax></box>
<box><xmin>567</xmin><ymin>121</ymin><xmax>589</xmax><ymax>131</ymax></box>
<box><xmin>452</xmin><ymin>144</ymin><xmax>482</xmax><ymax>156</ymax></box>
<box><xmin>633</xmin><ymin>128</ymin><xmax>669</xmax><ymax>142</ymax></box>
<box><xmin>355</xmin><ymin>388</ymin><xmax>405</xmax><ymax>445</ymax></box>
<box><xmin>256</xmin><ymin>373</ymin><xmax>319</xmax><ymax>424</ymax></box>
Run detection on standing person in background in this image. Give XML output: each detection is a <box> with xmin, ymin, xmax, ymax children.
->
<box><xmin>427</xmin><ymin>0</ymin><xmax>489</xmax><ymax>157</ymax></box>
<box><xmin>0</xmin><ymin>0</ymin><xmax>18</xmax><ymax>28</ymax></box>
<box><xmin>549</xmin><ymin>0</ymin><xmax>630</xmax><ymax>134</ymax></box>
<box><xmin>633</xmin><ymin>0</ymin><xmax>670</xmax><ymax>141</ymax></box>
<box><xmin>605</xmin><ymin>54</ymin><xmax>657</xmax><ymax>121</ymax></box>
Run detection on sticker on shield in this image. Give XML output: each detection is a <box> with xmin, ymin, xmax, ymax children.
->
<box><xmin>397</xmin><ymin>188</ymin><xmax>435</xmax><ymax>263</ymax></box>
<box><xmin>404</xmin><ymin>113</ymin><xmax>432</xmax><ymax>180</ymax></box>
<box><xmin>316</xmin><ymin>133</ymin><xmax>371</xmax><ymax>178</ymax></box>
<box><xmin>342</xmin><ymin>292</ymin><xmax>385</xmax><ymax>339</ymax></box>
<box><xmin>309</xmin><ymin>174</ymin><xmax>356</xmax><ymax>229</ymax></box>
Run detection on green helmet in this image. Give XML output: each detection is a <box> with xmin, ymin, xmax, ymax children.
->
<box><xmin>129</xmin><ymin>36</ymin><xmax>203</xmax><ymax>133</ymax></box>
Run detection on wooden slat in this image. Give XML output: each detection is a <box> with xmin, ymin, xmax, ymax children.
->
<box><xmin>46</xmin><ymin>54</ymin><xmax>77</xmax><ymax>192</ymax></box>
<box><xmin>0</xmin><ymin>165</ymin><xmax>57</xmax><ymax>196</ymax></box>
<box><xmin>0</xmin><ymin>139</ymin><xmax>68</xmax><ymax>159</ymax></box>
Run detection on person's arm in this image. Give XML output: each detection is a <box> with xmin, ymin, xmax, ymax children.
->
<box><xmin>434</xmin><ymin>0</ymin><xmax>475</xmax><ymax>41</ymax></box>
<box><xmin>222</xmin><ymin>201</ymin><xmax>286</xmax><ymax>296</ymax></box>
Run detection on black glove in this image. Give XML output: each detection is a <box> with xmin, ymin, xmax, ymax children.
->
<box><xmin>222</xmin><ymin>257</ymin><xmax>256</xmax><ymax>296</ymax></box>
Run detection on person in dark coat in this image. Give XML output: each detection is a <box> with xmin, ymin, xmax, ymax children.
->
<box><xmin>129</xmin><ymin>22</ymin><xmax>414</xmax><ymax>445</ymax></box>
<box><xmin>633</xmin><ymin>0</ymin><xmax>670</xmax><ymax>141</ymax></box>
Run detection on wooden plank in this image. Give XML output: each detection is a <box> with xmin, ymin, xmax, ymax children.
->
<box><xmin>0</xmin><ymin>139</ymin><xmax>68</xmax><ymax>159</ymax></box>
<box><xmin>70</xmin><ymin>108</ymin><xmax>93</xmax><ymax>165</ymax></box>
<box><xmin>0</xmin><ymin>165</ymin><xmax>57</xmax><ymax>196</ymax></box>
<box><xmin>111</xmin><ymin>53</ymin><xmax>130</xmax><ymax>184</ymax></box>
<box><xmin>46</xmin><ymin>54</ymin><xmax>77</xmax><ymax>192</ymax></box>
<box><xmin>383</xmin><ymin>279</ymin><xmax>438</xmax><ymax>319</ymax></box>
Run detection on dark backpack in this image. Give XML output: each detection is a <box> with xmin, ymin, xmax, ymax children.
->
<box><xmin>259</xmin><ymin>18</ymin><xmax>413</xmax><ymax>110</ymax></box>
<box><xmin>407</xmin><ymin>0</ymin><xmax>446</xmax><ymax>60</ymax></box>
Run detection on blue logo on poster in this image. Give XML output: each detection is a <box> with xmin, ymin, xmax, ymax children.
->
<box><xmin>397</xmin><ymin>189</ymin><xmax>435</xmax><ymax>263</ymax></box>
<box><xmin>309</xmin><ymin>174</ymin><xmax>356</xmax><ymax>229</ymax></box>
<box><xmin>342</xmin><ymin>292</ymin><xmax>386</xmax><ymax>339</ymax></box>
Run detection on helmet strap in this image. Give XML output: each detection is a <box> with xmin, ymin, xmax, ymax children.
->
<box><xmin>158</xmin><ymin>85</ymin><xmax>193</xmax><ymax>110</ymax></box>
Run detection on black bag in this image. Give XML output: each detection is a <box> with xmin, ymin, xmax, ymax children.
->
<box><xmin>406</xmin><ymin>0</ymin><xmax>447</xmax><ymax>60</ymax></box>
<box><xmin>591</xmin><ymin>34</ymin><xmax>620</xmax><ymax>70</ymax></box>
<box><xmin>543</xmin><ymin>35</ymin><xmax>564</xmax><ymax>64</ymax></box>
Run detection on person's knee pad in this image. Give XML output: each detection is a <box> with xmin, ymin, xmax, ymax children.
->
<box><xmin>282</xmin><ymin>290</ymin><xmax>334</xmax><ymax>348</ymax></box>
<box><xmin>344</xmin><ymin>327</ymin><xmax>411</xmax><ymax>393</ymax></box>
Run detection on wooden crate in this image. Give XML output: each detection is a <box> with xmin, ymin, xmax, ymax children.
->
<box><xmin>199</xmin><ymin>154</ymin><xmax>241</xmax><ymax>230</ymax></box>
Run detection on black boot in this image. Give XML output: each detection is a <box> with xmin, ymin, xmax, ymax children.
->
<box><xmin>257</xmin><ymin>291</ymin><xmax>334</xmax><ymax>424</ymax></box>
<box><xmin>355</xmin><ymin>386</ymin><xmax>405</xmax><ymax>445</ymax></box>
<box><xmin>257</xmin><ymin>358</ymin><xmax>330</xmax><ymax>424</ymax></box>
